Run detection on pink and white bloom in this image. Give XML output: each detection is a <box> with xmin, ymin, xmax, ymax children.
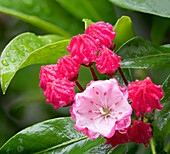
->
<box><xmin>71</xmin><ymin>79</ymin><xmax>132</xmax><ymax>139</ymax></box>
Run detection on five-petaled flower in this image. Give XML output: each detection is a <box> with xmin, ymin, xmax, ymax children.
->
<box><xmin>70</xmin><ymin>79</ymin><xmax>132</xmax><ymax>139</ymax></box>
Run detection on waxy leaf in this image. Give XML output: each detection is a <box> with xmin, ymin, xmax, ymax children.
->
<box><xmin>109</xmin><ymin>0</ymin><xmax>170</xmax><ymax>18</ymax></box>
<box><xmin>117</xmin><ymin>37</ymin><xmax>170</xmax><ymax>70</ymax></box>
<box><xmin>0</xmin><ymin>32</ymin><xmax>70</xmax><ymax>94</ymax></box>
<box><xmin>151</xmin><ymin>16</ymin><xmax>170</xmax><ymax>45</ymax></box>
<box><xmin>0</xmin><ymin>117</ymin><xmax>106</xmax><ymax>153</ymax></box>
<box><xmin>0</xmin><ymin>0</ymin><xmax>83</xmax><ymax>36</ymax></box>
<box><xmin>114</xmin><ymin>16</ymin><xmax>136</xmax><ymax>51</ymax></box>
<box><xmin>57</xmin><ymin>0</ymin><xmax>116</xmax><ymax>24</ymax></box>
<box><xmin>154</xmin><ymin>75</ymin><xmax>170</xmax><ymax>152</ymax></box>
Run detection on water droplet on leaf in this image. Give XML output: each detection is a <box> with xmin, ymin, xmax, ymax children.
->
<box><xmin>1</xmin><ymin>60</ymin><xmax>9</xmax><ymax>66</ymax></box>
<box><xmin>11</xmin><ymin>58</ymin><xmax>15</xmax><ymax>63</ymax></box>
<box><xmin>6</xmin><ymin>51</ymin><xmax>10</xmax><ymax>57</ymax></box>
<box><xmin>6</xmin><ymin>67</ymin><xmax>10</xmax><ymax>71</ymax></box>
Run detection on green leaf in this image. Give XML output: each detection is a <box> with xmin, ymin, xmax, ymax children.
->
<box><xmin>57</xmin><ymin>0</ymin><xmax>116</xmax><ymax>24</ymax></box>
<box><xmin>45</xmin><ymin>137</ymin><xmax>106</xmax><ymax>154</ymax></box>
<box><xmin>109</xmin><ymin>0</ymin><xmax>170</xmax><ymax>18</ymax></box>
<box><xmin>0</xmin><ymin>0</ymin><xmax>83</xmax><ymax>37</ymax></box>
<box><xmin>114</xmin><ymin>16</ymin><xmax>136</xmax><ymax>51</ymax></box>
<box><xmin>0</xmin><ymin>32</ymin><xmax>70</xmax><ymax>94</ymax></box>
<box><xmin>0</xmin><ymin>117</ymin><xmax>105</xmax><ymax>153</ymax></box>
<box><xmin>154</xmin><ymin>75</ymin><xmax>170</xmax><ymax>152</ymax></box>
<box><xmin>117</xmin><ymin>37</ymin><xmax>170</xmax><ymax>70</ymax></box>
<box><xmin>151</xmin><ymin>16</ymin><xmax>170</xmax><ymax>45</ymax></box>
<box><xmin>85</xmin><ymin>144</ymin><xmax>112</xmax><ymax>154</ymax></box>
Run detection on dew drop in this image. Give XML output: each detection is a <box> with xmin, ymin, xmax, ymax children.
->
<box><xmin>6</xmin><ymin>51</ymin><xmax>10</xmax><ymax>57</ymax></box>
<box><xmin>0</xmin><ymin>67</ymin><xmax>3</xmax><ymax>70</ymax></box>
<box><xmin>1</xmin><ymin>60</ymin><xmax>9</xmax><ymax>66</ymax></box>
<box><xmin>11</xmin><ymin>58</ymin><xmax>16</xmax><ymax>63</ymax></box>
<box><xmin>6</xmin><ymin>67</ymin><xmax>10</xmax><ymax>71</ymax></box>
<box><xmin>19</xmin><ymin>58</ymin><xmax>23</xmax><ymax>62</ymax></box>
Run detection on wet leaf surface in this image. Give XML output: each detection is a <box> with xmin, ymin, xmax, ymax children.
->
<box><xmin>0</xmin><ymin>32</ymin><xmax>69</xmax><ymax>94</ymax></box>
<box><xmin>0</xmin><ymin>117</ymin><xmax>106</xmax><ymax>153</ymax></box>
<box><xmin>109</xmin><ymin>0</ymin><xmax>170</xmax><ymax>18</ymax></box>
<box><xmin>117</xmin><ymin>37</ymin><xmax>170</xmax><ymax>70</ymax></box>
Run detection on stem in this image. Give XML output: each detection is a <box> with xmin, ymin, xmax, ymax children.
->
<box><xmin>89</xmin><ymin>65</ymin><xmax>99</xmax><ymax>81</ymax></box>
<box><xmin>140</xmin><ymin>112</ymin><xmax>145</xmax><ymax>122</ymax></box>
<box><xmin>150</xmin><ymin>138</ymin><xmax>156</xmax><ymax>154</ymax></box>
<box><xmin>118</xmin><ymin>67</ymin><xmax>128</xmax><ymax>87</ymax></box>
<box><xmin>75</xmin><ymin>80</ymin><xmax>84</xmax><ymax>92</ymax></box>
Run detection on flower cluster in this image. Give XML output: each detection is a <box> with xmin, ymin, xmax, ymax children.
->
<box><xmin>39</xmin><ymin>21</ymin><xmax>164</xmax><ymax>148</ymax></box>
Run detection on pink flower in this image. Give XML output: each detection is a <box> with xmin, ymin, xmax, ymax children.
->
<box><xmin>66</xmin><ymin>34</ymin><xmax>99</xmax><ymax>65</ymax></box>
<box><xmin>105</xmin><ymin>130</ymin><xmax>129</xmax><ymax>147</ymax></box>
<box><xmin>44</xmin><ymin>78</ymin><xmax>76</xmax><ymax>109</ymax></box>
<box><xmin>70</xmin><ymin>79</ymin><xmax>132</xmax><ymax>139</ymax></box>
<box><xmin>95</xmin><ymin>48</ymin><xmax>121</xmax><ymax>75</ymax></box>
<box><xmin>39</xmin><ymin>65</ymin><xmax>59</xmax><ymax>91</ymax></box>
<box><xmin>128</xmin><ymin>77</ymin><xmax>164</xmax><ymax>116</ymax></box>
<box><xmin>85</xmin><ymin>21</ymin><xmax>116</xmax><ymax>49</ymax></box>
<box><xmin>128</xmin><ymin>121</ymin><xmax>152</xmax><ymax>145</ymax></box>
<box><xmin>57</xmin><ymin>55</ymin><xmax>80</xmax><ymax>81</ymax></box>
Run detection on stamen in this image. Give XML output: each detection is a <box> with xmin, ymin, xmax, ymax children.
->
<box><xmin>105</xmin><ymin>116</ymin><xmax>109</xmax><ymax>124</ymax></box>
<box><xmin>93</xmin><ymin>114</ymin><xmax>102</xmax><ymax>120</ymax></box>
<box><xmin>99</xmin><ymin>108</ymin><xmax>105</xmax><ymax>114</ymax></box>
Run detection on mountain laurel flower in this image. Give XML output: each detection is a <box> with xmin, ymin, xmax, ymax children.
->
<box><xmin>44</xmin><ymin>78</ymin><xmax>76</xmax><ymax>109</ymax></box>
<box><xmin>70</xmin><ymin>79</ymin><xmax>132</xmax><ymax>139</ymax></box>
<box><xmin>57</xmin><ymin>55</ymin><xmax>80</xmax><ymax>81</ymax></box>
<box><xmin>66</xmin><ymin>34</ymin><xmax>99</xmax><ymax>65</ymax></box>
<box><xmin>85</xmin><ymin>21</ymin><xmax>116</xmax><ymax>49</ymax></box>
<box><xmin>128</xmin><ymin>121</ymin><xmax>152</xmax><ymax>145</ymax></box>
<box><xmin>95</xmin><ymin>48</ymin><xmax>121</xmax><ymax>75</ymax></box>
<box><xmin>39</xmin><ymin>65</ymin><xmax>59</xmax><ymax>91</ymax></box>
<box><xmin>128</xmin><ymin>77</ymin><xmax>164</xmax><ymax>116</ymax></box>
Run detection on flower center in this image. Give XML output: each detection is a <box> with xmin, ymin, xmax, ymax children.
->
<box><xmin>99</xmin><ymin>108</ymin><xmax>110</xmax><ymax>116</ymax></box>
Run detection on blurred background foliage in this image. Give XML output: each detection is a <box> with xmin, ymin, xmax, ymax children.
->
<box><xmin>0</xmin><ymin>0</ymin><xmax>169</xmax><ymax>151</ymax></box>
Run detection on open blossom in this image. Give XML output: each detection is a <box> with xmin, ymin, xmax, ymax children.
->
<box><xmin>44</xmin><ymin>78</ymin><xmax>76</xmax><ymax>109</ymax></box>
<box><xmin>66</xmin><ymin>34</ymin><xmax>99</xmax><ymax>65</ymax></box>
<box><xmin>128</xmin><ymin>77</ymin><xmax>164</xmax><ymax>116</ymax></box>
<box><xmin>39</xmin><ymin>65</ymin><xmax>59</xmax><ymax>91</ymax></box>
<box><xmin>57</xmin><ymin>55</ymin><xmax>80</xmax><ymax>81</ymax></box>
<box><xmin>85</xmin><ymin>21</ymin><xmax>116</xmax><ymax>49</ymax></box>
<box><xmin>95</xmin><ymin>48</ymin><xmax>121</xmax><ymax>75</ymax></box>
<box><xmin>70</xmin><ymin>79</ymin><xmax>132</xmax><ymax>139</ymax></box>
